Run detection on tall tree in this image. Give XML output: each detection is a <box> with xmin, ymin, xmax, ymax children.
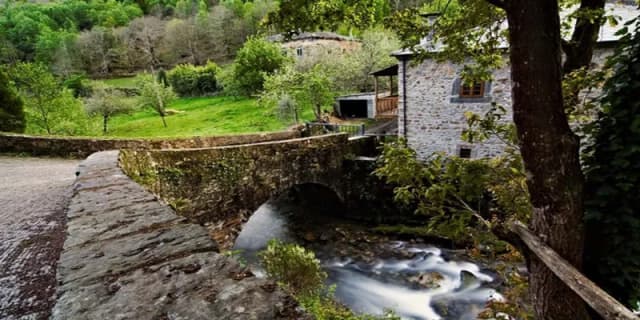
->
<box><xmin>122</xmin><ymin>16</ymin><xmax>165</xmax><ymax>72</ymax></box>
<box><xmin>76</xmin><ymin>27</ymin><xmax>120</xmax><ymax>76</ymax></box>
<box><xmin>0</xmin><ymin>70</ymin><xmax>26</xmax><ymax>133</ymax></box>
<box><xmin>502</xmin><ymin>1</ymin><xmax>589</xmax><ymax>318</ymax></box>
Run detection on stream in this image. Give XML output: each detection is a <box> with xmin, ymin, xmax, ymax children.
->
<box><xmin>233</xmin><ymin>196</ymin><xmax>504</xmax><ymax>320</ymax></box>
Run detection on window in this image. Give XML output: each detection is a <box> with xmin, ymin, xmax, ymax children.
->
<box><xmin>450</xmin><ymin>78</ymin><xmax>492</xmax><ymax>103</ymax></box>
<box><xmin>459</xmin><ymin>147</ymin><xmax>472</xmax><ymax>159</ymax></box>
<box><xmin>459</xmin><ymin>82</ymin><xmax>485</xmax><ymax>98</ymax></box>
<box><xmin>296</xmin><ymin>47</ymin><xmax>303</xmax><ymax>57</ymax></box>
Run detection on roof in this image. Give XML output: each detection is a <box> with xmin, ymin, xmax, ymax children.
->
<box><xmin>267</xmin><ymin>32</ymin><xmax>356</xmax><ymax>43</ymax></box>
<box><xmin>392</xmin><ymin>2</ymin><xmax>639</xmax><ymax>56</ymax></box>
<box><xmin>336</xmin><ymin>93</ymin><xmax>375</xmax><ymax>100</ymax></box>
<box><xmin>370</xmin><ymin>65</ymin><xmax>399</xmax><ymax>76</ymax></box>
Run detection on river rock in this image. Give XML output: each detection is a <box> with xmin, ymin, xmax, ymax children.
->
<box><xmin>408</xmin><ymin>271</ymin><xmax>444</xmax><ymax>289</ymax></box>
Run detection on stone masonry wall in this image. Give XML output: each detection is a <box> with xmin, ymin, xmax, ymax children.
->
<box><xmin>119</xmin><ymin>134</ymin><xmax>352</xmax><ymax>249</ymax></box>
<box><xmin>53</xmin><ymin>150</ymin><xmax>306</xmax><ymax>320</ymax></box>
<box><xmin>0</xmin><ymin>131</ymin><xmax>300</xmax><ymax>158</ymax></box>
<box><xmin>398</xmin><ymin>47</ymin><xmax>613</xmax><ymax>160</ymax></box>
<box><xmin>399</xmin><ymin>57</ymin><xmax>512</xmax><ymax>160</ymax></box>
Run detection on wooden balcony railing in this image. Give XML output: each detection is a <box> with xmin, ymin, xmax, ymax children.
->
<box><xmin>376</xmin><ymin>95</ymin><xmax>398</xmax><ymax>118</ymax></box>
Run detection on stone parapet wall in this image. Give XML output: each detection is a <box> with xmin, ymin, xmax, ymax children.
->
<box><xmin>53</xmin><ymin>150</ymin><xmax>306</xmax><ymax>320</ymax></box>
<box><xmin>0</xmin><ymin>131</ymin><xmax>300</xmax><ymax>158</ymax></box>
<box><xmin>120</xmin><ymin>134</ymin><xmax>354</xmax><ymax>248</ymax></box>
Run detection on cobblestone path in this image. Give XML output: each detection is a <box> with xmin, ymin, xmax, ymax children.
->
<box><xmin>0</xmin><ymin>156</ymin><xmax>78</xmax><ymax>320</ymax></box>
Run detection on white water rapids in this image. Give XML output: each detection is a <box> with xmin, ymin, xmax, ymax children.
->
<box><xmin>233</xmin><ymin>202</ymin><xmax>503</xmax><ymax>320</ymax></box>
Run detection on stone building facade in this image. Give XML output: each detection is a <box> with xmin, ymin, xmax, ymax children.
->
<box><xmin>267</xmin><ymin>32</ymin><xmax>360</xmax><ymax>61</ymax></box>
<box><xmin>393</xmin><ymin>2</ymin><xmax>636</xmax><ymax>160</ymax></box>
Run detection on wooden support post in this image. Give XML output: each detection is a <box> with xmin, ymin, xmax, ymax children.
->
<box><xmin>389</xmin><ymin>75</ymin><xmax>393</xmax><ymax>96</ymax></box>
<box><xmin>510</xmin><ymin>221</ymin><xmax>639</xmax><ymax>320</ymax></box>
<box><xmin>374</xmin><ymin>76</ymin><xmax>379</xmax><ymax>98</ymax></box>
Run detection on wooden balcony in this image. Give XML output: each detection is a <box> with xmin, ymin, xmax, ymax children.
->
<box><xmin>371</xmin><ymin>64</ymin><xmax>399</xmax><ymax>119</ymax></box>
<box><xmin>376</xmin><ymin>95</ymin><xmax>398</xmax><ymax>118</ymax></box>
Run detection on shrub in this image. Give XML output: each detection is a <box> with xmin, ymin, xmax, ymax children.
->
<box><xmin>167</xmin><ymin>62</ymin><xmax>219</xmax><ymax>97</ymax></box>
<box><xmin>258</xmin><ymin>240</ymin><xmax>401</xmax><ymax>320</ymax></box>
<box><xmin>258</xmin><ymin>239</ymin><xmax>326</xmax><ymax>298</ymax></box>
<box><xmin>0</xmin><ymin>70</ymin><xmax>26</xmax><ymax>133</ymax></box>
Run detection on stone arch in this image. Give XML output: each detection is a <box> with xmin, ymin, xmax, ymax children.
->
<box><xmin>207</xmin><ymin>180</ymin><xmax>345</xmax><ymax>250</ymax></box>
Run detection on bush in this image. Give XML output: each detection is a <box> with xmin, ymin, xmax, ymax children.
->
<box><xmin>0</xmin><ymin>70</ymin><xmax>26</xmax><ymax>133</ymax></box>
<box><xmin>167</xmin><ymin>62</ymin><xmax>219</xmax><ymax>97</ymax></box>
<box><xmin>258</xmin><ymin>240</ymin><xmax>400</xmax><ymax>320</ymax></box>
<box><xmin>259</xmin><ymin>239</ymin><xmax>327</xmax><ymax>298</ymax></box>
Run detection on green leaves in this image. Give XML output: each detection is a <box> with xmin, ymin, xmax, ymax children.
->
<box><xmin>259</xmin><ymin>239</ymin><xmax>327</xmax><ymax>298</ymax></box>
<box><xmin>267</xmin><ymin>0</ymin><xmax>389</xmax><ymax>35</ymax></box>
<box><xmin>261</xmin><ymin>64</ymin><xmax>335</xmax><ymax>121</ymax></box>
<box><xmin>8</xmin><ymin>62</ymin><xmax>89</xmax><ymax>135</ymax></box>
<box><xmin>226</xmin><ymin>37</ymin><xmax>289</xmax><ymax>96</ymax></box>
<box><xmin>583</xmin><ymin>18</ymin><xmax>640</xmax><ymax>307</ymax></box>
<box><xmin>375</xmin><ymin>139</ymin><xmax>531</xmax><ymax>242</ymax></box>
<box><xmin>0</xmin><ymin>69</ymin><xmax>26</xmax><ymax>133</ymax></box>
<box><xmin>136</xmin><ymin>74</ymin><xmax>177</xmax><ymax>127</ymax></box>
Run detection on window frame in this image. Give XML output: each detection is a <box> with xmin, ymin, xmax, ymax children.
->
<box><xmin>457</xmin><ymin>145</ymin><xmax>475</xmax><ymax>159</ymax></box>
<box><xmin>459</xmin><ymin>81</ymin><xmax>485</xmax><ymax>98</ymax></box>
<box><xmin>450</xmin><ymin>78</ymin><xmax>492</xmax><ymax>103</ymax></box>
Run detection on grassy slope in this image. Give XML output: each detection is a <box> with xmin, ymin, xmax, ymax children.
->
<box><xmin>106</xmin><ymin>96</ymin><xmax>315</xmax><ymax>138</ymax></box>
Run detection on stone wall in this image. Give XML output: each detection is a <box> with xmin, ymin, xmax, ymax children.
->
<box><xmin>0</xmin><ymin>131</ymin><xmax>300</xmax><ymax>158</ymax></box>
<box><xmin>120</xmin><ymin>134</ymin><xmax>354</xmax><ymax>249</ymax></box>
<box><xmin>398</xmin><ymin>56</ymin><xmax>512</xmax><ymax>160</ymax></box>
<box><xmin>53</xmin><ymin>150</ymin><xmax>306</xmax><ymax>320</ymax></box>
<box><xmin>397</xmin><ymin>47</ymin><xmax>613</xmax><ymax>160</ymax></box>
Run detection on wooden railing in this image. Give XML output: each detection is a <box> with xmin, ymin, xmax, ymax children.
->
<box><xmin>511</xmin><ymin>221</ymin><xmax>638</xmax><ymax>320</ymax></box>
<box><xmin>376</xmin><ymin>95</ymin><xmax>399</xmax><ymax>118</ymax></box>
<box><xmin>305</xmin><ymin>122</ymin><xmax>365</xmax><ymax>137</ymax></box>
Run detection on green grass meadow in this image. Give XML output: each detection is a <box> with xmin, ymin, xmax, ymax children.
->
<box><xmin>104</xmin><ymin>95</ymin><xmax>315</xmax><ymax>138</ymax></box>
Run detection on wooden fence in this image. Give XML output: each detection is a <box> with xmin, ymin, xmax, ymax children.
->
<box><xmin>511</xmin><ymin>221</ymin><xmax>638</xmax><ymax>320</ymax></box>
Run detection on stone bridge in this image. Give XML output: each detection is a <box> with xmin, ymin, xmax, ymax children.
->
<box><xmin>120</xmin><ymin>133</ymin><xmax>377</xmax><ymax>249</ymax></box>
<box><xmin>0</xmin><ymin>131</ymin><xmax>380</xmax><ymax>319</ymax></box>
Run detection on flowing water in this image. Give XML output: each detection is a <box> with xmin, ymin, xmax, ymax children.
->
<box><xmin>233</xmin><ymin>199</ymin><xmax>503</xmax><ymax>320</ymax></box>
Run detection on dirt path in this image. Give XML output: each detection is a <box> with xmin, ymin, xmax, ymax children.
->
<box><xmin>0</xmin><ymin>156</ymin><xmax>78</xmax><ymax>320</ymax></box>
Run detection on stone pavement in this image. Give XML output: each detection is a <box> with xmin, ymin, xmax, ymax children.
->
<box><xmin>0</xmin><ymin>155</ymin><xmax>79</xmax><ymax>320</ymax></box>
<box><xmin>52</xmin><ymin>151</ymin><xmax>306</xmax><ymax>320</ymax></box>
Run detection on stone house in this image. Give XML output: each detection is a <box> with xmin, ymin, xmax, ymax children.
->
<box><xmin>267</xmin><ymin>32</ymin><xmax>360</xmax><ymax>61</ymax></box>
<box><xmin>392</xmin><ymin>3</ymin><xmax>638</xmax><ymax>160</ymax></box>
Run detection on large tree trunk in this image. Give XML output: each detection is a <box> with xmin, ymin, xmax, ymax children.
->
<box><xmin>505</xmin><ymin>0</ymin><xmax>590</xmax><ymax>319</ymax></box>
